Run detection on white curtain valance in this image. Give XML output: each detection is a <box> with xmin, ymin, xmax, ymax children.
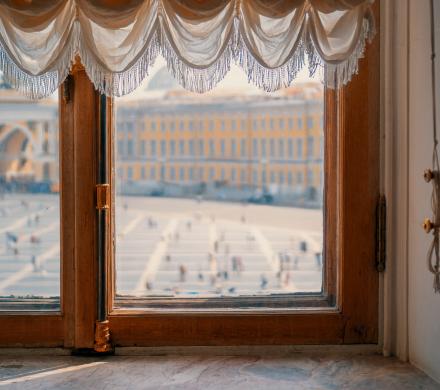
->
<box><xmin>0</xmin><ymin>0</ymin><xmax>375</xmax><ymax>99</ymax></box>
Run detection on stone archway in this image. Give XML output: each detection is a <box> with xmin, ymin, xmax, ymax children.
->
<box><xmin>0</xmin><ymin>123</ymin><xmax>37</xmax><ymax>180</ymax></box>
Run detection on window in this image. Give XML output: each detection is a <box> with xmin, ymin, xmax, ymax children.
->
<box><xmin>231</xmin><ymin>168</ymin><xmax>236</xmax><ymax>182</ymax></box>
<box><xmin>240</xmin><ymin>139</ymin><xmax>246</xmax><ymax>157</ymax></box>
<box><xmin>118</xmin><ymin>139</ymin><xmax>124</xmax><ymax>156</ymax></box>
<box><xmin>1</xmin><ymin>8</ymin><xmax>379</xmax><ymax>348</ymax></box>
<box><xmin>151</xmin><ymin>140</ymin><xmax>157</xmax><ymax>157</ymax></box>
<box><xmin>252</xmin><ymin>139</ymin><xmax>258</xmax><ymax>156</ymax></box>
<box><xmin>170</xmin><ymin>140</ymin><xmax>176</xmax><ymax>157</ymax></box>
<box><xmin>288</xmin><ymin>139</ymin><xmax>294</xmax><ymax>158</ymax></box>
<box><xmin>279</xmin><ymin>171</ymin><xmax>284</xmax><ymax>184</ymax></box>
<box><xmin>127</xmin><ymin>139</ymin><xmax>134</xmax><ymax>155</ymax></box>
<box><xmin>240</xmin><ymin>169</ymin><xmax>246</xmax><ymax>183</ymax></box>
<box><xmin>297</xmin><ymin>139</ymin><xmax>303</xmax><ymax>159</ymax></box>
<box><xmin>231</xmin><ymin>139</ymin><xmax>236</xmax><ymax>157</ymax></box>
<box><xmin>220</xmin><ymin>140</ymin><xmax>225</xmax><ymax>157</ymax></box>
<box><xmin>270</xmin><ymin>139</ymin><xmax>275</xmax><ymax>158</ymax></box>
<box><xmin>188</xmin><ymin>140</ymin><xmax>195</xmax><ymax>156</ymax></box>
<box><xmin>261</xmin><ymin>139</ymin><xmax>267</xmax><ymax>158</ymax></box>
<box><xmin>0</xmin><ymin>88</ymin><xmax>61</xmax><ymax>310</ymax></box>
<box><xmin>278</xmin><ymin>139</ymin><xmax>284</xmax><ymax>158</ymax></box>
<box><xmin>199</xmin><ymin>167</ymin><xmax>204</xmax><ymax>181</ymax></box>
<box><xmin>209</xmin><ymin>140</ymin><xmax>215</xmax><ymax>157</ymax></box>
<box><xmin>307</xmin><ymin>136</ymin><xmax>314</xmax><ymax>158</ymax></box>
<box><xmin>279</xmin><ymin>118</ymin><xmax>285</xmax><ymax>129</ymax></box>
<box><xmin>179</xmin><ymin>140</ymin><xmax>185</xmax><ymax>155</ymax></box>
<box><xmin>160</xmin><ymin>140</ymin><xmax>166</xmax><ymax>157</ymax></box>
<box><xmin>307</xmin><ymin>169</ymin><xmax>313</xmax><ymax>186</ymax></box>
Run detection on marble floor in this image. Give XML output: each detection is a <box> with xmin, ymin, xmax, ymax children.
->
<box><xmin>0</xmin><ymin>349</ymin><xmax>439</xmax><ymax>389</ymax></box>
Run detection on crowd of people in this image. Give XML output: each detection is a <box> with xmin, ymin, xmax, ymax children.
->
<box><xmin>3</xmin><ymin>200</ymin><xmax>47</xmax><ymax>273</ymax></box>
<box><xmin>132</xmin><ymin>205</ymin><xmax>321</xmax><ymax>295</ymax></box>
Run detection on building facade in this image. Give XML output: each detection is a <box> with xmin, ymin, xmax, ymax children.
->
<box><xmin>116</xmin><ymin>70</ymin><xmax>324</xmax><ymax>205</ymax></box>
<box><xmin>0</xmin><ymin>76</ymin><xmax>59</xmax><ymax>191</ymax></box>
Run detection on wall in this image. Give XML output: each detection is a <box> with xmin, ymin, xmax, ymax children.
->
<box><xmin>407</xmin><ymin>0</ymin><xmax>440</xmax><ymax>382</ymax></box>
<box><xmin>385</xmin><ymin>0</ymin><xmax>440</xmax><ymax>383</ymax></box>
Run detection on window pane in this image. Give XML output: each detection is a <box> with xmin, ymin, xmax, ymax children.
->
<box><xmin>0</xmin><ymin>75</ymin><xmax>60</xmax><ymax>309</ymax></box>
<box><xmin>115</xmin><ymin>60</ymin><xmax>324</xmax><ymax>301</ymax></box>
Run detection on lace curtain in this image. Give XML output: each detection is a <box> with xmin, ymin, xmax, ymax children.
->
<box><xmin>0</xmin><ymin>0</ymin><xmax>375</xmax><ymax>99</ymax></box>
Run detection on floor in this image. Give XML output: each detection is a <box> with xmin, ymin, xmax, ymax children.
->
<box><xmin>0</xmin><ymin>350</ymin><xmax>439</xmax><ymax>389</ymax></box>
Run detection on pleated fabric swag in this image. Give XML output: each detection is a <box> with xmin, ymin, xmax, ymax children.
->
<box><xmin>0</xmin><ymin>0</ymin><xmax>375</xmax><ymax>99</ymax></box>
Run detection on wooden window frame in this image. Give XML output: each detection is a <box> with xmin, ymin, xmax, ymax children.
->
<box><xmin>0</xmin><ymin>2</ymin><xmax>379</xmax><ymax>348</ymax></box>
<box><xmin>0</xmin><ymin>62</ymin><xmax>102</xmax><ymax>348</ymax></box>
<box><xmin>106</xmin><ymin>3</ymin><xmax>380</xmax><ymax>346</ymax></box>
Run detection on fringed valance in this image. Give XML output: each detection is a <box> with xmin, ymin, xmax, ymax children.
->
<box><xmin>0</xmin><ymin>0</ymin><xmax>375</xmax><ymax>99</ymax></box>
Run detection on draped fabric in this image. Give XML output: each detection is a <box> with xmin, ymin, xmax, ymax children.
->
<box><xmin>0</xmin><ymin>0</ymin><xmax>375</xmax><ymax>99</ymax></box>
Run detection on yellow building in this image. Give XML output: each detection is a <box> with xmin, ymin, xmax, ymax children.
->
<box><xmin>116</xmin><ymin>68</ymin><xmax>324</xmax><ymax>205</ymax></box>
<box><xmin>0</xmin><ymin>77</ymin><xmax>59</xmax><ymax>191</ymax></box>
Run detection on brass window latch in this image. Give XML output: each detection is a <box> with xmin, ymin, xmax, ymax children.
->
<box><xmin>96</xmin><ymin>184</ymin><xmax>110</xmax><ymax>210</ymax></box>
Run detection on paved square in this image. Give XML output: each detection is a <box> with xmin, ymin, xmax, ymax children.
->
<box><xmin>0</xmin><ymin>194</ymin><xmax>323</xmax><ymax>303</ymax></box>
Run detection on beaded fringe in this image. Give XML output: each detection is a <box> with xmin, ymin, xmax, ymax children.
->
<box><xmin>0</xmin><ymin>16</ymin><xmax>375</xmax><ymax>99</ymax></box>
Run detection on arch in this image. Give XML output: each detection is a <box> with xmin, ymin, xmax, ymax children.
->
<box><xmin>0</xmin><ymin>123</ymin><xmax>37</xmax><ymax>152</ymax></box>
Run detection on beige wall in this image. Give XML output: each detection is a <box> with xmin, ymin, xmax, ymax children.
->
<box><xmin>384</xmin><ymin>0</ymin><xmax>440</xmax><ymax>383</ymax></box>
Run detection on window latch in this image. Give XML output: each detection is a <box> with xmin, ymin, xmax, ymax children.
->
<box><xmin>376</xmin><ymin>194</ymin><xmax>386</xmax><ymax>272</ymax></box>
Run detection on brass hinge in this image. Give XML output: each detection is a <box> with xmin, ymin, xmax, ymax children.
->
<box><xmin>375</xmin><ymin>194</ymin><xmax>386</xmax><ymax>272</ymax></box>
<box><xmin>96</xmin><ymin>184</ymin><xmax>110</xmax><ymax>210</ymax></box>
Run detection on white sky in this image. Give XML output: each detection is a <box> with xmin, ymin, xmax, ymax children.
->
<box><xmin>140</xmin><ymin>56</ymin><xmax>318</xmax><ymax>93</ymax></box>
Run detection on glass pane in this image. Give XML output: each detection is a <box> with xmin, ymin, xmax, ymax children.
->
<box><xmin>0</xmin><ymin>74</ymin><xmax>60</xmax><ymax>310</ymax></box>
<box><xmin>115</xmin><ymin>60</ymin><xmax>323</xmax><ymax>302</ymax></box>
